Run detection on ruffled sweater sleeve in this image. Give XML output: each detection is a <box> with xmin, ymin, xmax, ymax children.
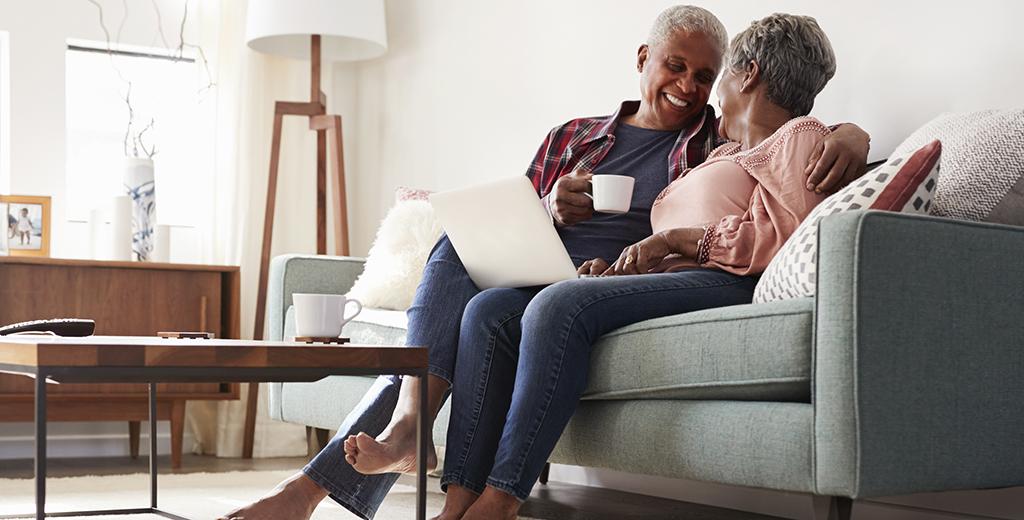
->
<box><xmin>703</xmin><ymin>118</ymin><xmax>830</xmax><ymax>276</ymax></box>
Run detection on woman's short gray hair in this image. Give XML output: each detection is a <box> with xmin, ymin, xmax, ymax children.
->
<box><xmin>647</xmin><ymin>5</ymin><xmax>729</xmax><ymax>63</ymax></box>
<box><xmin>727</xmin><ymin>13</ymin><xmax>836</xmax><ymax>117</ymax></box>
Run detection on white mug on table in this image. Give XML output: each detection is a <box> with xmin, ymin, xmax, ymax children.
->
<box><xmin>585</xmin><ymin>174</ymin><xmax>635</xmax><ymax>214</ymax></box>
<box><xmin>293</xmin><ymin>293</ymin><xmax>363</xmax><ymax>338</ymax></box>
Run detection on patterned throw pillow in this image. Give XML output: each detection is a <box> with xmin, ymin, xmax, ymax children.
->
<box><xmin>753</xmin><ymin>140</ymin><xmax>942</xmax><ymax>303</ymax></box>
<box><xmin>890</xmin><ymin>109</ymin><xmax>1024</xmax><ymax>226</ymax></box>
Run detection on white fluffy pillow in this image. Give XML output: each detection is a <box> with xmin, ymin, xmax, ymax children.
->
<box><xmin>346</xmin><ymin>200</ymin><xmax>443</xmax><ymax>310</ymax></box>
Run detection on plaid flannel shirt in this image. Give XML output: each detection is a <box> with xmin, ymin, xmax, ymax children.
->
<box><xmin>529</xmin><ymin>101</ymin><xmax>724</xmax><ymax>199</ymax></box>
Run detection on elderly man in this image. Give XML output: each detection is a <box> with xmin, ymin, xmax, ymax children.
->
<box><xmin>224</xmin><ymin>5</ymin><xmax>869</xmax><ymax>520</ymax></box>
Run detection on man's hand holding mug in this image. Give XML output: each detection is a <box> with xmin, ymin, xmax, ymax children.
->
<box><xmin>549</xmin><ymin>171</ymin><xmax>594</xmax><ymax>227</ymax></box>
<box><xmin>550</xmin><ymin>172</ymin><xmax>635</xmax><ymax>226</ymax></box>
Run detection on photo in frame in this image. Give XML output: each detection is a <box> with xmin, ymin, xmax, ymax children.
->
<box><xmin>0</xmin><ymin>202</ymin><xmax>7</xmax><ymax>256</ymax></box>
<box><xmin>2</xmin><ymin>195</ymin><xmax>51</xmax><ymax>257</ymax></box>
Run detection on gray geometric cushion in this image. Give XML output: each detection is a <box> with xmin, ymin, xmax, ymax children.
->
<box><xmin>890</xmin><ymin>108</ymin><xmax>1024</xmax><ymax>226</ymax></box>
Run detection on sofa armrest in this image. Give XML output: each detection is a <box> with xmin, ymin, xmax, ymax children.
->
<box><xmin>266</xmin><ymin>255</ymin><xmax>366</xmax><ymax>422</ymax></box>
<box><xmin>813</xmin><ymin>210</ymin><xmax>1024</xmax><ymax>498</ymax></box>
<box><xmin>266</xmin><ymin>254</ymin><xmax>366</xmax><ymax>341</ymax></box>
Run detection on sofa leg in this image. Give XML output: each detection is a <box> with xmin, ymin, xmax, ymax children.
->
<box><xmin>539</xmin><ymin>462</ymin><xmax>550</xmax><ymax>484</ymax></box>
<box><xmin>306</xmin><ymin>427</ymin><xmax>331</xmax><ymax>458</ymax></box>
<box><xmin>812</xmin><ymin>496</ymin><xmax>853</xmax><ymax>520</ymax></box>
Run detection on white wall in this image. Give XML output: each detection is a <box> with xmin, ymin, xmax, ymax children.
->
<box><xmin>343</xmin><ymin>0</ymin><xmax>1024</xmax><ymax>255</ymax></box>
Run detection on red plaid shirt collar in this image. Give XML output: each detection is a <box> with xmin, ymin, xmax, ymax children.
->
<box><xmin>529</xmin><ymin>101</ymin><xmax>723</xmax><ymax>197</ymax></box>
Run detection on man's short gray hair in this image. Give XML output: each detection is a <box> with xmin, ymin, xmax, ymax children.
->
<box><xmin>727</xmin><ymin>13</ymin><xmax>836</xmax><ymax>117</ymax></box>
<box><xmin>647</xmin><ymin>5</ymin><xmax>729</xmax><ymax>63</ymax></box>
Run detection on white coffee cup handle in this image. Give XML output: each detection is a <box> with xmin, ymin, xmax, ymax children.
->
<box><xmin>583</xmin><ymin>178</ymin><xmax>594</xmax><ymax>200</ymax></box>
<box><xmin>339</xmin><ymin>299</ymin><xmax>363</xmax><ymax>332</ymax></box>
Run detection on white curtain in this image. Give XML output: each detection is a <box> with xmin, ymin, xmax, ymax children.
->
<box><xmin>184</xmin><ymin>0</ymin><xmax>322</xmax><ymax>458</ymax></box>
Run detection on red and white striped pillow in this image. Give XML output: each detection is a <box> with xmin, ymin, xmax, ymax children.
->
<box><xmin>753</xmin><ymin>140</ymin><xmax>942</xmax><ymax>303</ymax></box>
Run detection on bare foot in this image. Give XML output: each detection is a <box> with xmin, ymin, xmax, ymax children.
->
<box><xmin>430</xmin><ymin>484</ymin><xmax>480</xmax><ymax>520</ymax></box>
<box><xmin>218</xmin><ymin>471</ymin><xmax>328</xmax><ymax>520</ymax></box>
<box><xmin>346</xmin><ymin>418</ymin><xmax>437</xmax><ymax>475</ymax></box>
<box><xmin>461</xmin><ymin>486</ymin><xmax>520</xmax><ymax>520</ymax></box>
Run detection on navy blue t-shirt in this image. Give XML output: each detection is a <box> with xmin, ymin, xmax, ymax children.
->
<box><xmin>559</xmin><ymin>123</ymin><xmax>679</xmax><ymax>265</ymax></box>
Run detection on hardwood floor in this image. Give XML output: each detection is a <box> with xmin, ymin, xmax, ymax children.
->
<box><xmin>0</xmin><ymin>454</ymin><xmax>784</xmax><ymax>519</ymax></box>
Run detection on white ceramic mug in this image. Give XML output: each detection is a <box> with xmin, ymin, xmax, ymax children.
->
<box><xmin>293</xmin><ymin>293</ymin><xmax>363</xmax><ymax>338</ymax></box>
<box><xmin>585</xmin><ymin>174</ymin><xmax>635</xmax><ymax>214</ymax></box>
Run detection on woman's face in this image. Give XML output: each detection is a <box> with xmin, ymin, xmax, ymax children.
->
<box><xmin>715</xmin><ymin>67</ymin><xmax>744</xmax><ymax>141</ymax></box>
<box><xmin>635</xmin><ymin>30</ymin><xmax>721</xmax><ymax>131</ymax></box>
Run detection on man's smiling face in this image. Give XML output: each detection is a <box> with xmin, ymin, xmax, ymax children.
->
<box><xmin>634</xmin><ymin>30</ymin><xmax>721</xmax><ymax>131</ymax></box>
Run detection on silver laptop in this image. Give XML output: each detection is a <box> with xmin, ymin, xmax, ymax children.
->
<box><xmin>429</xmin><ymin>176</ymin><xmax>579</xmax><ymax>289</ymax></box>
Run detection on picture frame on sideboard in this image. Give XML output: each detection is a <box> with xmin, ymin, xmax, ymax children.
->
<box><xmin>2</xmin><ymin>194</ymin><xmax>51</xmax><ymax>257</ymax></box>
<box><xmin>0</xmin><ymin>202</ymin><xmax>7</xmax><ymax>255</ymax></box>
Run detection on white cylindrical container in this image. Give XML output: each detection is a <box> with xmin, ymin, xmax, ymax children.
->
<box><xmin>152</xmin><ymin>224</ymin><xmax>171</xmax><ymax>263</ymax></box>
<box><xmin>110</xmin><ymin>196</ymin><xmax>133</xmax><ymax>261</ymax></box>
<box><xmin>88</xmin><ymin>208</ymin><xmax>104</xmax><ymax>260</ymax></box>
<box><xmin>124</xmin><ymin>157</ymin><xmax>156</xmax><ymax>261</ymax></box>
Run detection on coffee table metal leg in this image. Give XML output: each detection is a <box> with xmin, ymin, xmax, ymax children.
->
<box><xmin>149</xmin><ymin>383</ymin><xmax>158</xmax><ymax>509</ymax></box>
<box><xmin>35</xmin><ymin>374</ymin><xmax>46</xmax><ymax>520</ymax></box>
<box><xmin>417</xmin><ymin>368</ymin><xmax>428</xmax><ymax>520</ymax></box>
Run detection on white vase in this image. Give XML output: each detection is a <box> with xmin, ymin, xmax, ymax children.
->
<box><xmin>123</xmin><ymin>157</ymin><xmax>156</xmax><ymax>261</ymax></box>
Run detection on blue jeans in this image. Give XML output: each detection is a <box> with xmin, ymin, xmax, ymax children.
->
<box><xmin>303</xmin><ymin>236</ymin><xmax>478</xmax><ymax>519</ymax></box>
<box><xmin>440</xmin><ymin>270</ymin><xmax>757</xmax><ymax>500</ymax></box>
<box><xmin>302</xmin><ymin>235</ymin><xmax>755</xmax><ymax>517</ymax></box>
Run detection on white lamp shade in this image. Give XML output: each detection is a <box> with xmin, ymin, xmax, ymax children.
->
<box><xmin>245</xmin><ymin>0</ymin><xmax>388</xmax><ymax>62</ymax></box>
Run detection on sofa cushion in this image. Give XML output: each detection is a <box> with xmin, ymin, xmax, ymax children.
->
<box><xmin>288</xmin><ymin>298</ymin><xmax>813</xmax><ymax>402</ymax></box>
<box><xmin>582</xmin><ymin>298</ymin><xmax>814</xmax><ymax>402</ymax></box>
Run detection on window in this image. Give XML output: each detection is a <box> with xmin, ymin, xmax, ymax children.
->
<box><xmin>0</xmin><ymin>31</ymin><xmax>9</xmax><ymax>194</ymax></box>
<box><xmin>65</xmin><ymin>43</ymin><xmax>214</xmax><ymax>226</ymax></box>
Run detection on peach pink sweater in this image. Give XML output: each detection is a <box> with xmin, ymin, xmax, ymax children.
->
<box><xmin>650</xmin><ymin>116</ymin><xmax>830</xmax><ymax>276</ymax></box>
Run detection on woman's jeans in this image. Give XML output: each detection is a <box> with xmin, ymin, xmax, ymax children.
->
<box><xmin>440</xmin><ymin>269</ymin><xmax>756</xmax><ymax>500</ymax></box>
<box><xmin>302</xmin><ymin>235</ymin><xmax>756</xmax><ymax>517</ymax></box>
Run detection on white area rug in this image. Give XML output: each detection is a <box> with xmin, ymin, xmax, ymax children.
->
<box><xmin>0</xmin><ymin>470</ymin><xmax>542</xmax><ymax>519</ymax></box>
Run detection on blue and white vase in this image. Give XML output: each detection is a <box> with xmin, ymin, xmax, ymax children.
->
<box><xmin>123</xmin><ymin>157</ymin><xmax>156</xmax><ymax>261</ymax></box>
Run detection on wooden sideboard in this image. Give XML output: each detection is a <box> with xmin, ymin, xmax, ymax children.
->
<box><xmin>0</xmin><ymin>256</ymin><xmax>240</xmax><ymax>467</ymax></box>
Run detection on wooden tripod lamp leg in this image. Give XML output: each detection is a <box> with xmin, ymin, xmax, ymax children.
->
<box><xmin>328</xmin><ymin>115</ymin><xmax>350</xmax><ymax>257</ymax></box>
<box><xmin>245</xmin><ymin>106</ymin><xmax>286</xmax><ymax>459</ymax></box>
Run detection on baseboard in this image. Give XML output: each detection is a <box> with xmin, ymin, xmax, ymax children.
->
<box><xmin>548</xmin><ymin>465</ymin><xmax>1024</xmax><ymax>520</ymax></box>
<box><xmin>0</xmin><ymin>422</ymin><xmax>192</xmax><ymax>460</ymax></box>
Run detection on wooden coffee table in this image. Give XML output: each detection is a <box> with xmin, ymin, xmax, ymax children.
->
<box><xmin>0</xmin><ymin>336</ymin><xmax>430</xmax><ymax>520</ymax></box>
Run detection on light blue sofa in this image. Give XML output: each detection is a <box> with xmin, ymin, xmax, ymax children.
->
<box><xmin>267</xmin><ymin>210</ymin><xmax>1024</xmax><ymax>520</ymax></box>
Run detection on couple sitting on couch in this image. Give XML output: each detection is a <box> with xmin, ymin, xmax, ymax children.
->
<box><xmin>225</xmin><ymin>5</ymin><xmax>871</xmax><ymax>520</ymax></box>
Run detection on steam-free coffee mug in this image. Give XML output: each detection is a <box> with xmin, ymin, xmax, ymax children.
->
<box><xmin>585</xmin><ymin>174</ymin><xmax>635</xmax><ymax>214</ymax></box>
<box><xmin>293</xmin><ymin>293</ymin><xmax>363</xmax><ymax>338</ymax></box>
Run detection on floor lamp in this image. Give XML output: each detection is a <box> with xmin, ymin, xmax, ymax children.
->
<box><xmin>243</xmin><ymin>0</ymin><xmax>388</xmax><ymax>458</ymax></box>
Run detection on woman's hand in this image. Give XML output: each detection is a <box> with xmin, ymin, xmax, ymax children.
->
<box><xmin>577</xmin><ymin>258</ymin><xmax>610</xmax><ymax>275</ymax></box>
<box><xmin>804</xmin><ymin>123</ymin><xmax>870</xmax><ymax>194</ymax></box>
<box><xmin>606</xmin><ymin>233</ymin><xmax>673</xmax><ymax>275</ymax></box>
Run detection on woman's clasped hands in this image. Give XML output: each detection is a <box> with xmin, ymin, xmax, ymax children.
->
<box><xmin>577</xmin><ymin>227</ymin><xmax>704</xmax><ymax>276</ymax></box>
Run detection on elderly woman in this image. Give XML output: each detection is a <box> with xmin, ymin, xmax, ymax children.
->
<box><xmin>224</xmin><ymin>7</ymin><xmax>862</xmax><ymax>520</ymax></box>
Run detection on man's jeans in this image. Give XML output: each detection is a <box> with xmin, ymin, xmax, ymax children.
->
<box><xmin>302</xmin><ymin>235</ymin><xmax>755</xmax><ymax>517</ymax></box>
<box><xmin>303</xmin><ymin>236</ymin><xmax>478</xmax><ymax>519</ymax></box>
<box><xmin>439</xmin><ymin>269</ymin><xmax>756</xmax><ymax>500</ymax></box>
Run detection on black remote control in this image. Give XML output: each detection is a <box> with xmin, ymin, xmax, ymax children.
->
<box><xmin>0</xmin><ymin>318</ymin><xmax>96</xmax><ymax>337</ymax></box>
